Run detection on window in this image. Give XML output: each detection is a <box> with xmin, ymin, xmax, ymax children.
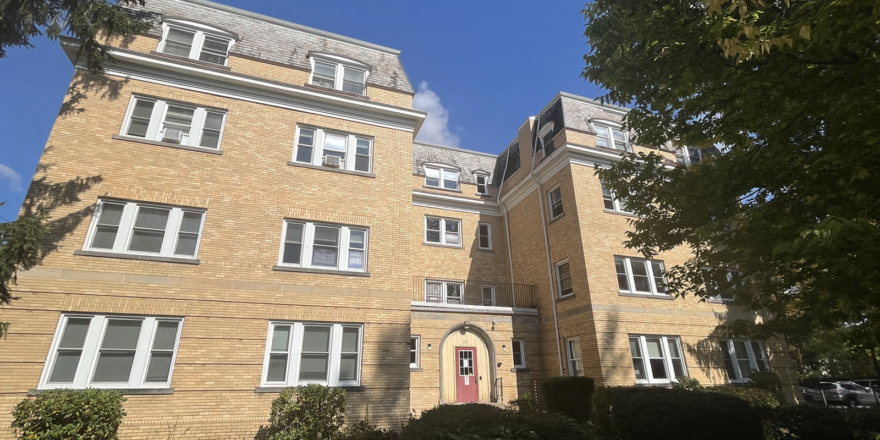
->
<box><xmin>705</xmin><ymin>268</ymin><xmax>741</xmax><ymax>302</ymax></box>
<box><xmin>676</xmin><ymin>147</ymin><xmax>702</xmax><ymax>165</ymax></box>
<box><xmin>292</xmin><ymin>126</ymin><xmax>372</xmax><ymax>173</ymax></box>
<box><xmin>425</xmin><ymin>217</ymin><xmax>461</xmax><ymax>247</ymax></box>
<box><xmin>278</xmin><ymin>220</ymin><xmax>368</xmax><ymax>272</ymax></box>
<box><xmin>85</xmin><ymin>200</ymin><xmax>205</xmax><ymax>259</ymax></box>
<box><xmin>615</xmin><ymin>257</ymin><xmax>667</xmax><ymax>296</ymax></box>
<box><xmin>512</xmin><ymin>339</ymin><xmax>526</xmax><ymax>369</ymax></box>
<box><xmin>475</xmin><ymin>174</ymin><xmax>489</xmax><ymax>195</ymax></box>
<box><xmin>556</xmin><ymin>260</ymin><xmax>573</xmax><ymax>297</ymax></box>
<box><xmin>424</xmin><ymin>166</ymin><xmax>460</xmax><ymax>190</ymax></box>
<box><xmin>425</xmin><ymin>280</ymin><xmax>463</xmax><ymax>304</ymax></box>
<box><xmin>481</xmin><ymin>285</ymin><xmax>496</xmax><ymax>306</ymax></box>
<box><xmin>629</xmin><ymin>335</ymin><xmax>688</xmax><ymax>384</ymax></box>
<box><xmin>593</xmin><ymin>124</ymin><xmax>630</xmax><ymax>151</ymax></box>
<box><xmin>262</xmin><ymin>322</ymin><xmax>363</xmax><ymax>387</ymax></box>
<box><xmin>122</xmin><ymin>96</ymin><xmax>227</xmax><ymax>150</ymax></box>
<box><xmin>410</xmin><ymin>336</ymin><xmax>420</xmax><ymax>369</ymax></box>
<box><xmin>477</xmin><ymin>223</ymin><xmax>492</xmax><ymax>250</ymax></box>
<box><xmin>548</xmin><ymin>187</ymin><xmax>564</xmax><ymax>219</ymax></box>
<box><xmin>601</xmin><ymin>182</ymin><xmax>633</xmax><ymax>214</ymax></box>
<box><xmin>309</xmin><ymin>56</ymin><xmax>369</xmax><ymax>96</ymax></box>
<box><xmin>159</xmin><ymin>22</ymin><xmax>233</xmax><ymax>66</ymax></box>
<box><xmin>719</xmin><ymin>339</ymin><xmax>769</xmax><ymax>382</ymax></box>
<box><xmin>39</xmin><ymin>314</ymin><xmax>182</xmax><ymax>390</ymax></box>
<box><xmin>566</xmin><ymin>338</ymin><xmax>583</xmax><ymax>377</ymax></box>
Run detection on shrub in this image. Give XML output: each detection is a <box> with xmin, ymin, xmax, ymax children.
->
<box><xmin>508</xmin><ymin>392</ymin><xmax>534</xmax><ymax>413</ymax></box>
<box><xmin>706</xmin><ymin>385</ymin><xmax>781</xmax><ymax>408</ymax></box>
<box><xmin>591</xmin><ymin>387</ymin><xmax>763</xmax><ymax>440</ymax></box>
<box><xmin>336</xmin><ymin>420</ymin><xmax>399</xmax><ymax>440</ymax></box>
<box><xmin>11</xmin><ymin>389</ymin><xmax>126</xmax><ymax>440</ymax></box>
<box><xmin>266</xmin><ymin>385</ymin><xmax>347</xmax><ymax>440</ymax></box>
<box><xmin>400</xmin><ymin>404</ymin><xmax>590</xmax><ymax>440</ymax></box>
<box><xmin>749</xmin><ymin>371</ymin><xmax>785</xmax><ymax>404</ymax></box>
<box><xmin>766</xmin><ymin>405</ymin><xmax>880</xmax><ymax>440</ymax></box>
<box><xmin>672</xmin><ymin>376</ymin><xmax>704</xmax><ymax>391</ymax></box>
<box><xmin>541</xmin><ymin>376</ymin><xmax>595</xmax><ymax>422</ymax></box>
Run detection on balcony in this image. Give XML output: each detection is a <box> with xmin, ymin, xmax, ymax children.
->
<box><xmin>411</xmin><ymin>276</ymin><xmax>538</xmax><ymax>312</ymax></box>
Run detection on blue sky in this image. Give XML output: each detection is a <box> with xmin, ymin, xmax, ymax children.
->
<box><xmin>0</xmin><ymin>0</ymin><xmax>605</xmax><ymax>219</ymax></box>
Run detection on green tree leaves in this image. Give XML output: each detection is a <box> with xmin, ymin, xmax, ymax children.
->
<box><xmin>0</xmin><ymin>202</ymin><xmax>48</xmax><ymax>338</ymax></box>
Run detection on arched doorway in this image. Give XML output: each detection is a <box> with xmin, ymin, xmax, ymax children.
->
<box><xmin>439</xmin><ymin>323</ymin><xmax>496</xmax><ymax>404</ymax></box>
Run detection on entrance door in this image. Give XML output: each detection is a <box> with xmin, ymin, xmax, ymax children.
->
<box><xmin>456</xmin><ymin>347</ymin><xmax>478</xmax><ymax>403</ymax></box>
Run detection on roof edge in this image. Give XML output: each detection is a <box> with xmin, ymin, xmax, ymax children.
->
<box><xmin>178</xmin><ymin>0</ymin><xmax>402</xmax><ymax>55</ymax></box>
<box><xmin>413</xmin><ymin>141</ymin><xmax>498</xmax><ymax>158</ymax></box>
<box><xmin>558</xmin><ymin>91</ymin><xmax>630</xmax><ymax>114</ymax></box>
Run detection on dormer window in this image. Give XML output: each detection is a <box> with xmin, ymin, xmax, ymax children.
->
<box><xmin>308</xmin><ymin>53</ymin><xmax>370</xmax><ymax>96</ymax></box>
<box><xmin>424</xmin><ymin>165</ymin><xmax>459</xmax><ymax>191</ymax></box>
<box><xmin>474</xmin><ymin>173</ymin><xmax>489</xmax><ymax>195</ymax></box>
<box><xmin>676</xmin><ymin>147</ymin><xmax>702</xmax><ymax>165</ymax></box>
<box><xmin>592</xmin><ymin>121</ymin><xmax>630</xmax><ymax>152</ymax></box>
<box><xmin>159</xmin><ymin>20</ymin><xmax>235</xmax><ymax>66</ymax></box>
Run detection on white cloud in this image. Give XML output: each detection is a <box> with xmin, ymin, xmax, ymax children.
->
<box><xmin>413</xmin><ymin>81</ymin><xmax>461</xmax><ymax>147</ymax></box>
<box><xmin>0</xmin><ymin>163</ymin><xmax>23</xmax><ymax>192</ymax></box>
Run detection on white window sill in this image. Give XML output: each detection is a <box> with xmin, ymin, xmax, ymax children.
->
<box><xmin>254</xmin><ymin>386</ymin><xmax>364</xmax><ymax>393</ymax></box>
<box><xmin>111</xmin><ymin>134</ymin><xmax>223</xmax><ymax>155</ymax></box>
<box><xmin>74</xmin><ymin>249</ymin><xmax>201</xmax><ymax>265</ymax></box>
<box><xmin>423</xmin><ymin>242</ymin><xmax>464</xmax><ymax>249</ymax></box>
<box><xmin>149</xmin><ymin>50</ymin><xmax>232</xmax><ymax>71</ymax></box>
<box><xmin>618</xmin><ymin>292</ymin><xmax>675</xmax><ymax>300</ymax></box>
<box><xmin>29</xmin><ymin>388</ymin><xmax>174</xmax><ymax>396</ymax></box>
<box><xmin>511</xmin><ymin>367</ymin><xmax>529</xmax><ymax>372</ymax></box>
<box><xmin>287</xmin><ymin>161</ymin><xmax>375</xmax><ymax>178</ymax></box>
<box><xmin>422</xmin><ymin>185</ymin><xmax>462</xmax><ymax>193</ymax></box>
<box><xmin>603</xmin><ymin>209</ymin><xmax>638</xmax><ymax>218</ymax></box>
<box><xmin>411</xmin><ymin>301</ymin><xmax>538</xmax><ymax>315</ymax></box>
<box><xmin>410</xmin><ymin>367</ymin><xmax>423</xmax><ymax>372</ymax></box>
<box><xmin>272</xmin><ymin>265</ymin><xmax>370</xmax><ymax>277</ymax></box>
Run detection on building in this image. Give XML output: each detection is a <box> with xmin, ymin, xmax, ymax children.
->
<box><xmin>0</xmin><ymin>0</ymin><xmax>799</xmax><ymax>438</ymax></box>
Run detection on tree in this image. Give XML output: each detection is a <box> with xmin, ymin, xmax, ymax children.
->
<box><xmin>582</xmin><ymin>0</ymin><xmax>880</xmax><ymax>349</ymax></box>
<box><xmin>0</xmin><ymin>202</ymin><xmax>47</xmax><ymax>338</ymax></box>
<box><xmin>0</xmin><ymin>0</ymin><xmax>153</xmax><ymax>72</ymax></box>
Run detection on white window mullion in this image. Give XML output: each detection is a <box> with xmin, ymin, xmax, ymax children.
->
<box><xmin>77</xmin><ymin>316</ymin><xmax>105</xmax><ymax>388</ymax></box>
<box><xmin>189</xmin><ymin>107</ymin><xmax>206</xmax><ymax>147</ymax></box>
<box><xmin>112</xmin><ymin>203</ymin><xmax>137</xmax><ymax>253</ymax></box>
<box><xmin>287</xmin><ymin>323</ymin><xmax>304</xmax><ymax>385</ymax></box>
<box><xmin>639</xmin><ymin>337</ymin><xmax>656</xmax><ymax>383</ymax></box>
<box><xmin>328</xmin><ymin>324</ymin><xmax>342</xmax><ymax>386</ymax></box>
<box><xmin>144</xmin><ymin>101</ymin><xmax>165</xmax><ymax>140</ymax></box>
<box><xmin>728</xmin><ymin>340</ymin><xmax>743</xmax><ymax>381</ymax></box>
<box><xmin>128</xmin><ymin>317</ymin><xmax>155</xmax><ymax>388</ymax></box>
<box><xmin>189</xmin><ymin>32</ymin><xmax>203</xmax><ymax>59</ymax></box>
<box><xmin>159</xmin><ymin>209</ymin><xmax>181</xmax><ymax>256</ymax></box>
<box><xmin>345</xmin><ymin>135</ymin><xmax>356</xmax><ymax>172</ymax></box>
<box><xmin>661</xmin><ymin>337</ymin><xmax>676</xmax><ymax>382</ymax></box>
<box><xmin>339</xmin><ymin>226</ymin><xmax>351</xmax><ymax>271</ymax></box>
<box><xmin>646</xmin><ymin>263</ymin><xmax>659</xmax><ymax>296</ymax></box>
<box><xmin>301</xmin><ymin>224</ymin><xmax>315</xmax><ymax>267</ymax></box>
<box><xmin>313</xmin><ymin>130</ymin><xmax>325</xmax><ymax>166</ymax></box>
<box><xmin>625</xmin><ymin>259</ymin><xmax>637</xmax><ymax>294</ymax></box>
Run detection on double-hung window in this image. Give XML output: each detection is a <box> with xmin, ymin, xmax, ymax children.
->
<box><xmin>601</xmin><ymin>182</ymin><xmax>633</xmax><ymax>214</ymax></box>
<box><xmin>410</xmin><ymin>336</ymin><xmax>420</xmax><ymax>368</ymax></box>
<box><xmin>159</xmin><ymin>21</ymin><xmax>234</xmax><ymax>66</ymax></box>
<box><xmin>615</xmin><ymin>257</ymin><xmax>667</xmax><ymax>296</ymax></box>
<box><xmin>719</xmin><ymin>339</ymin><xmax>769</xmax><ymax>382</ymax></box>
<box><xmin>477</xmin><ymin>223</ymin><xmax>492</xmax><ymax>250</ymax></box>
<box><xmin>424</xmin><ymin>166</ymin><xmax>460</xmax><ymax>190</ymax></box>
<box><xmin>629</xmin><ymin>335</ymin><xmax>688</xmax><ymax>384</ymax></box>
<box><xmin>556</xmin><ymin>260</ymin><xmax>573</xmax><ymax>297</ymax></box>
<box><xmin>512</xmin><ymin>339</ymin><xmax>526</xmax><ymax>369</ymax></box>
<box><xmin>481</xmin><ymin>285</ymin><xmax>496</xmax><ymax>306</ymax></box>
<box><xmin>593</xmin><ymin>124</ymin><xmax>630</xmax><ymax>151</ymax></box>
<box><xmin>548</xmin><ymin>187</ymin><xmax>564</xmax><ymax>219</ymax></box>
<box><xmin>85</xmin><ymin>199</ymin><xmax>206</xmax><ymax>259</ymax></box>
<box><xmin>705</xmin><ymin>268</ymin><xmax>741</xmax><ymax>302</ymax></box>
<box><xmin>566</xmin><ymin>338</ymin><xmax>583</xmax><ymax>377</ymax></box>
<box><xmin>676</xmin><ymin>147</ymin><xmax>702</xmax><ymax>165</ymax></box>
<box><xmin>308</xmin><ymin>55</ymin><xmax>369</xmax><ymax>96</ymax></box>
<box><xmin>278</xmin><ymin>220</ymin><xmax>368</xmax><ymax>272</ymax></box>
<box><xmin>122</xmin><ymin>96</ymin><xmax>227</xmax><ymax>150</ymax></box>
<box><xmin>475</xmin><ymin>173</ymin><xmax>489</xmax><ymax>195</ymax></box>
<box><xmin>425</xmin><ymin>280</ymin><xmax>464</xmax><ymax>304</ymax></box>
<box><xmin>292</xmin><ymin>126</ymin><xmax>373</xmax><ymax>173</ymax></box>
<box><xmin>262</xmin><ymin>322</ymin><xmax>363</xmax><ymax>387</ymax></box>
<box><xmin>425</xmin><ymin>217</ymin><xmax>461</xmax><ymax>247</ymax></box>
<box><xmin>39</xmin><ymin>314</ymin><xmax>182</xmax><ymax>390</ymax></box>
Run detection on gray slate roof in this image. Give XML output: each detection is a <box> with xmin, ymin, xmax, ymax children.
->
<box><xmin>413</xmin><ymin>142</ymin><xmax>498</xmax><ymax>186</ymax></box>
<box><xmin>558</xmin><ymin>92</ymin><xmax>629</xmax><ymax>135</ymax></box>
<box><xmin>131</xmin><ymin>0</ymin><xmax>413</xmax><ymax>93</ymax></box>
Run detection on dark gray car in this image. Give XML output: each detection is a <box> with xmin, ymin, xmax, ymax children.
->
<box><xmin>803</xmin><ymin>381</ymin><xmax>877</xmax><ymax>408</ymax></box>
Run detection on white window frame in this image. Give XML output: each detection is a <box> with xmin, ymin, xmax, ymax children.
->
<box><xmin>565</xmin><ymin>338</ymin><xmax>583</xmax><ymax>377</ymax></box>
<box><xmin>291</xmin><ymin>126</ymin><xmax>373</xmax><ymax>174</ymax></box>
<box><xmin>474</xmin><ymin>173</ymin><xmax>489</xmax><ymax>195</ymax></box>
<box><xmin>601</xmin><ymin>182</ymin><xmax>633</xmax><ymax>214</ymax></box>
<box><xmin>425</xmin><ymin>280</ymin><xmax>464</xmax><ymax>304</ymax></box>
<box><xmin>719</xmin><ymin>339</ymin><xmax>770</xmax><ymax>383</ymax></box>
<box><xmin>423</xmin><ymin>165</ymin><xmax>460</xmax><ymax>191</ymax></box>
<box><xmin>424</xmin><ymin>216</ymin><xmax>462</xmax><ymax>247</ymax></box>
<box><xmin>38</xmin><ymin>314</ymin><xmax>183</xmax><ymax>390</ymax></box>
<box><xmin>261</xmin><ymin>322</ymin><xmax>363</xmax><ymax>387</ymax></box>
<box><xmin>83</xmin><ymin>199</ymin><xmax>207</xmax><ymax>259</ymax></box>
<box><xmin>277</xmin><ymin>220</ymin><xmax>368</xmax><ymax>272</ymax></box>
<box><xmin>676</xmin><ymin>147</ymin><xmax>703</xmax><ymax>165</ymax></box>
<box><xmin>555</xmin><ymin>260</ymin><xmax>573</xmax><ymax>298</ymax></box>
<box><xmin>158</xmin><ymin>20</ymin><xmax>235</xmax><ymax>66</ymax></box>
<box><xmin>629</xmin><ymin>335</ymin><xmax>688</xmax><ymax>385</ymax></box>
<box><xmin>410</xmin><ymin>335</ymin><xmax>420</xmax><ymax>369</ymax></box>
<box><xmin>308</xmin><ymin>54</ymin><xmax>370</xmax><ymax>96</ymax></box>
<box><xmin>548</xmin><ymin>186</ymin><xmax>564</xmax><ymax>220</ymax></box>
<box><xmin>615</xmin><ymin>256</ymin><xmax>668</xmax><ymax>296</ymax></box>
<box><xmin>591</xmin><ymin>120</ymin><xmax>631</xmax><ymax>152</ymax></box>
<box><xmin>512</xmin><ymin>339</ymin><xmax>526</xmax><ymax>369</ymax></box>
<box><xmin>477</xmin><ymin>223</ymin><xmax>492</xmax><ymax>250</ymax></box>
<box><xmin>120</xmin><ymin>95</ymin><xmax>228</xmax><ymax>150</ymax></box>
<box><xmin>706</xmin><ymin>268</ymin><xmax>740</xmax><ymax>302</ymax></box>
<box><xmin>481</xmin><ymin>284</ymin><xmax>496</xmax><ymax>306</ymax></box>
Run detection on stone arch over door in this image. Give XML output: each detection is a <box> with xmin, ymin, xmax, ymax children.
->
<box><xmin>439</xmin><ymin>323</ymin><xmax>497</xmax><ymax>404</ymax></box>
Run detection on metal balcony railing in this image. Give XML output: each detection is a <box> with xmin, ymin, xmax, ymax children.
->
<box><xmin>412</xmin><ymin>276</ymin><xmax>537</xmax><ymax>309</ymax></box>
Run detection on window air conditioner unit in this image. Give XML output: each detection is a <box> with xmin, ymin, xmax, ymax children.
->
<box><xmin>162</xmin><ymin>128</ymin><xmax>183</xmax><ymax>143</ymax></box>
<box><xmin>323</xmin><ymin>155</ymin><xmax>342</xmax><ymax>168</ymax></box>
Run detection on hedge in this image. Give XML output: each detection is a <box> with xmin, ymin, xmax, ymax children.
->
<box><xmin>592</xmin><ymin>387</ymin><xmax>763</xmax><ymax>440</ymax></box>
<box><xmin>767</xmin><ymin>406</ymin><xmax>880</xmax><ymax>440</ymax></box>
<box><xmin>265</xmin><ymin>385</ymin><xmax>347</xmax><ymax>440</ymax></box>
<box><xmin>706</xmin><ymin>385</ymin><xmax>781</xmax><ymax>409</ymax></box>
<box><xmin>400</xmin><ymin>404</ymin><xmax>590</xmax><ymax>440</ymax></box>
<box><xmin>541</xmin><ymin>376</ymin><xmax>595</xmax><ymax>422</ymax></box>
<box><xmin>11</xmin><ymin>389</ymin><xmax>126</xmax><ymax>440</ymax></box>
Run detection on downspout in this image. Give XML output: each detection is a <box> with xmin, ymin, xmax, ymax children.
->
<box><xmin>496</xmin><ymin>146</ymin><xmax>517</xmax><ymax>289</ymax></box>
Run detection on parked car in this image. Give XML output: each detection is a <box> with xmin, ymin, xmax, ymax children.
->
<box><xmin>852</xmin><ymin>379</ymin><xmax>880</xmax><ymax>399</ymax></box>
<box><xmin>803</xmin><ymin>381</ymin><xmax>878</xmax><ymax>407</ymax></box>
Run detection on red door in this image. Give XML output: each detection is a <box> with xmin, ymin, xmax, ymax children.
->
<box><xmin>456</xmin><ymin>347</ymin><xmax>479</xmax><ymax>403</ymax></box>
